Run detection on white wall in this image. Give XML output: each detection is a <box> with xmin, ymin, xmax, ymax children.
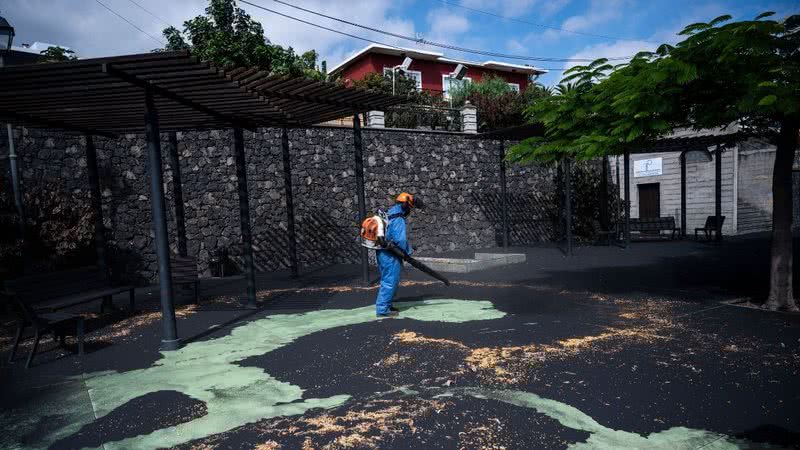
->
<box><xmin>736</xmin><ymin>140</ymin><xmax>776</xmax><ymax>234</ymax></box>
<box><xmin>615</xmin><ymin>149</ymin><xmax>736</xmax><ymax>236</ymax></box>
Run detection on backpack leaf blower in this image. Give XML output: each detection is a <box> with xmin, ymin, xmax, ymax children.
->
<box><xmin>361</xmin><ymin>214</ymin><xmax>450</xmax><ymax>286</ymax></box>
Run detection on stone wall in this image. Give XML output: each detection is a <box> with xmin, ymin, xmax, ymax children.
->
<box><xmin>1</xmin><ymin>125</ymin><xmax>556</xmax><ymax>282</ymax></box>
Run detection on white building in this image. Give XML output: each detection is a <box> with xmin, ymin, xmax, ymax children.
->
<box><xmin>615</xmin><ymin>127</ymin><xmax>800</xmax><ymax>236</ymax></box>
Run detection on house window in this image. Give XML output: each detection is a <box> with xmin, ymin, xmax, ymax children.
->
<box><xmin>383</xmin><ymin>67</ymin><xmax>422</xmax><ymax>90</ymax></box>
<box><xmin>508</xmin><ymin>83</ymin><xmax>520</xmax><ymax>92</ymax></box>
<box><xmin>442</xmin><ymin>75</ymin><xmax>471</xmax><ymax>98</ymax></box>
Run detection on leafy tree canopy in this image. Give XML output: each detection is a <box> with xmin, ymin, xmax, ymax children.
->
<box><xmin>508</xmin><ymin>11</ymin><xmax>800</xmax><ymax>309</ymax></box>
<box><xmin>449</xmin><ymin>74</ymin><xmax>551</xmax><ymax>132</ymax></box>
<box><xmin>39</xmin><ymin>46</ymin><xmax>78</xmax><ymax>63</ymax></box>
<box><xmin>509</xmin><ymin>12</ymin><xmax>799</xmax><ymax>164</ymax></box>
<box><xmin>159</xmin><ymin>0</ymin><xmax>324</xmax><ymax>79</ymax></box>
<box><xmin>350</xmin><ymin>71</ymin><xmax>420</xmax><ymax>97</ymax></box>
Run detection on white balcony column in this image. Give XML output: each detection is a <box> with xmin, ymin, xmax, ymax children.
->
<box><xmin>461</xmin><ymin>101</ymin><xmax>477</xmax><ymax>134</ymax></box>
<box><xmin>366</xmin><ymin>110</ymin><xmax>385</xmax><ymax>128</ymax></box>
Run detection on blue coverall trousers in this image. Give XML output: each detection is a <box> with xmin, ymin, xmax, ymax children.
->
<box><xmin>375</xmin><ymin>249</ymin><xmax>401</xmax><ymax>315</ymax></box>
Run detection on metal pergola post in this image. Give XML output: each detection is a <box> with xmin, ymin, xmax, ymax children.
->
<box><xmin>167</xmin><ymin>131</ymin><xmax>187</xmax><ymax>257</ymax></box>
<box><xmin>84</xmin><ymin>133</ymin><xmax>107</xmax><ymax>270</ymax></box>
<box><xmin>564</xmin><ymin>158</ymin><xmax>573</xmax><ymax>256</ymax></box>
<box><xmin>6</xmin><ymin>122</ymin><xmax>26</xmax><ymax>258</ymax></box>
<box><xmin>680</xmin><ymin>152</ymin><xmax>687</xmax><ymax>239</ymax></box>
<box><xmin>352</xmin><ymin>113</ymin><xmax>369</xmax><ymax>283</ymax></box>
<box><xmin>715</xmin><ymin>144</ymin><xmax>723</xmax><ymax>244</ymax></box>
<box><xmin>624</xmin><ymin>150</ymin><xmax>631</xmax><ymax>248</ymax></box>
<box><xmin>600</xmin><ymin>155</ymin><xmax>609</xmax><ymax>229</ymax></box>
<box><xmin>498</xmin><ymin>140</ymin><xmax>509</xmax><ymax>248</ymax></box>
<box><xmin>281</xmin><ymin>127</ymin><xmax>299</xmax><ymax>277</ymax></box>
<box><xmin>616</xmin><ymin>156</ymin><xmax>621</xmax><ymax>237</ymax></box>
<box><xmin>144</xmin><ymin>90</ymin><xmax>179</xmax><ymax>351</ymax></box>
<box><xmin>233</xmin><ymin>127</ymin><xmax>257</xmax><ymax>308</ymax></box>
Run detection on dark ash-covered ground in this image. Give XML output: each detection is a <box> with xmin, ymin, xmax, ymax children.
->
<box><xmin>1</xmin><ymin>234</ymin><xmax>799</xmax><ymax>449</ymax></box>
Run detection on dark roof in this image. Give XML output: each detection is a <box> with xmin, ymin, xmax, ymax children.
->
<box><xmin>0</xmin><ymin>50</ymin><xmax>405</xmax><ymax>137</ymax></box>
<box><xmin>3</xmin><ymin>49</ymin><xmax>42</xmax><ymax>66</ymax></box>
<box><xmin>634</xmin><ymin>132</ymin><xmax>741</xmax><ymax>154</ymax></box>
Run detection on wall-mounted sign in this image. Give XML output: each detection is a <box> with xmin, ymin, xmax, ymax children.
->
<box><xmin>634</xmin><ymin>158</ymin><xmax>663</xmax><ymax>177</ymax></box>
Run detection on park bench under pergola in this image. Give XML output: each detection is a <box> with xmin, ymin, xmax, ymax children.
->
<box><xmin>474</xmin><ymin>124</ymin><xmax>738</xmax><ymax>254</ymax></box>
<box><xmin>0</xmin><ymin>50</ymin><xmax>404</xmax><ymax>350</ymax></box>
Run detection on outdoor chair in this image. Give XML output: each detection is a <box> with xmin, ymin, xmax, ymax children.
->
<box><xmin>591</xmin><ymin>219</ymin><xmax>616</xmax><ymax>245</ymax></box>
<box><xmin>695</xmin><ymin>216</ymin><xmax>725</xmax><ymax>241</ymax></box>
<box><xmin>171</xmin><ymin>255</ymin><xmax>200</xmax><ymax>304</ymax></box>
<box><xmin>5</xmin><ymin>294</ymin><xmax>85</xmax><ymax>368</ymax></box>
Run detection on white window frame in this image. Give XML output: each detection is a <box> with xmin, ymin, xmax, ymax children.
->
<box><xmin>383</xmin><ymin>67</ymin><xmax>422</xmax><ymax>90</ymax></box>
<box><xmin>507</xmin><ymin>82</ymin><xmax>520</xmax><ymax>92</ymax></box>
<box><xmin>442</xmin><ymin>74</ymin><xmax>471</xmax><ymax>99</ymax></box>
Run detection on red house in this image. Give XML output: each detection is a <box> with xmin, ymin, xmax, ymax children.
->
<box><xmin>330</xmin><ymin>44</ymin><xmax>546</xmax><ymax>98</ymax></box>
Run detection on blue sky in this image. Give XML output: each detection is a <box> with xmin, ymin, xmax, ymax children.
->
<box><xmin>2</xmin><ymin>0</ymin><xmax>798</xmax><ymax>85</ymax></box>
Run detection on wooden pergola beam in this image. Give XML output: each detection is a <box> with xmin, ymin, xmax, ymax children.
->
<box><xmin>0</xmin><ymin>110</ymin><xmax>118</xmax><ymax>138</ymax></box>
<box><xmin>103</xmin><ymin>63</ymin><xmax>260</xmax><ymax>132</ymax></box>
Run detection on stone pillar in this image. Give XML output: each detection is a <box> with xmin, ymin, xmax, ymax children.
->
<box><xmin>461</xmin><ymin>101</ymin><xmax>477</xmax><ymax>134</ymax></box>
<box><xmin>366</xmin><ymin>111</ymin><xmax>385</xmax><ymax>128</ymax></box>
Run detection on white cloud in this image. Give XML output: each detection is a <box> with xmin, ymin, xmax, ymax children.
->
<box><xmin>460</xmin><ymin>0</ymin><xmax>566</xmax><ymax>18</ymax></box>
<box><xmin>563</xmin><ymin>39</ymin><xmax>656</xmax><ymax>72</ymax></box>
<box><xmin>539</xmin><ymin>0</ymin><xmax>571</xmax><ymax>17</ymax></box>
<box><xmin>560</xmin><ymin>0</ymin><xmax>629</xmax><ymax>33</ymax></box>
<box><xmin>246</xmin><ymin>0</ymin><xmax>417</xmax><ymax>68</ymax></box>
<box><xmin>425</xmin><ymin>7</ymin><xmax>470</xmax><ymax>44</ymax></box>
<box><xmin>0</xmin><ymin>0</ymin><xmax>418</xmax><ymax>71</ymax></box>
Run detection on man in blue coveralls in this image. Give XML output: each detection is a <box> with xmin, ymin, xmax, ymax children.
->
<box><xmin>375</xmin><ymin>192</ymin><xmax>423</xmax><ymax>318</ymax></box>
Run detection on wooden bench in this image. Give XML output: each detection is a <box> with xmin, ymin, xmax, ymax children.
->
<box><xmin>695</xmin><ymin>215</ymin><xmax>725</xmax><ymax>241</ymax></box>
<box><xmin>171</xmin><ymin>255</ymin><xmax>200</xmax><ymax>304</ymax></box>
<box><xmin>6</xmin><ymin>296</ymin><xmax>85</xmax><ymax>368</ymax></box>
<box><xmin>627</xmin><ymin>217</ymin><xmax>680</xmax><ymax>240</ymax></box>
<box><xmin>3</xmin><ymin>266</ymin><xmax>134</xmax><ymax>367</ymax></box>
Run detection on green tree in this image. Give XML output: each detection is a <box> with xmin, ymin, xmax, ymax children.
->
<box><xmin>351</xmin><ymin>72</ymin><xmax>459</xmax><ymax>130</ymax></box>
<box><xmin>449</xmin><ymin>75</ymin><xmax>551</xmax><ymax>131</ymax></box>
<box><xmin>160</xmin><ymin>0</ymin><xmax>324</xmax><ymax>79</ymax></box>
<box><xmin>668</xmin><ymin>12</ymin><xmax>799</xmax><ymax>310</ymax></box>
<box><xmin>39</xmin><ymin>46</ymin><xmax>78</xmax><ymax>62</ymax></box>
<box><xmin>510</xmin><ymin>12</ymin><xmax>800</xmax><ymax>310</ymax></box>
<box><xmin>350</xmin><ymin>71</ymin><xmax>419</xmax><ymax>96</ymax></box>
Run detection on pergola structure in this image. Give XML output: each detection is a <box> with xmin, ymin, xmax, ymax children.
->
<box><xmin>0</xmin><ymin>50</ymin><xmax>405</xmax><ymax>349</ymax></box>
<box><xmin>474</xmin><ymin>123</ymin><xmax>739</xmax><ymax>253</ymax></box>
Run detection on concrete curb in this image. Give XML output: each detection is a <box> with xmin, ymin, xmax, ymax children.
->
<box><xmin>414</xmin><ymin>252</ymin><xmax>526</xmax><ymax>273</ymax></box>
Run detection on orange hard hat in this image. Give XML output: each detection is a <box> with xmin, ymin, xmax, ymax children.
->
<box><xmin>396</xmin><ymin>192</ymin><xmax>414</xmax><ymax>207</ymax></box>
<box><xmin>396</xmin><ymin>192</ymin><xmax>423</xmax><ymax>209</ymax></box>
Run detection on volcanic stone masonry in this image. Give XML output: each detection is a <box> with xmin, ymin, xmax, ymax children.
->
<box><xmin>1</xmin><ymin>126</ymin><xmax>556</xmax><ymax>282</ymax></box>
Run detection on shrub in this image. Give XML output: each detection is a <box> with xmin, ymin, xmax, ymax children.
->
<box><xmin>450</xmin><ymin>75</ymin><xmax>550</xmax><ymax>132</ymax></box>
<box><xmin>0</xmin><ymin>182</ymin><xmax>97</xmax><ymax>279</ymax></box>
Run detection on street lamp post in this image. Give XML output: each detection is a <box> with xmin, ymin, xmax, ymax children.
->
<box><xmin>445</xmin><ymin>64</ymin><xmax>467</xmax><ymax>107</ymax></box>
<box><xmin>391</xmin><ymin>57</ymin><xmax>413</xmax><ymax>95</ymax></box>
<box><xmin>0</xmin><ymin>13</ymin><xmax>26</xmax><ymax>264</ymax></box>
